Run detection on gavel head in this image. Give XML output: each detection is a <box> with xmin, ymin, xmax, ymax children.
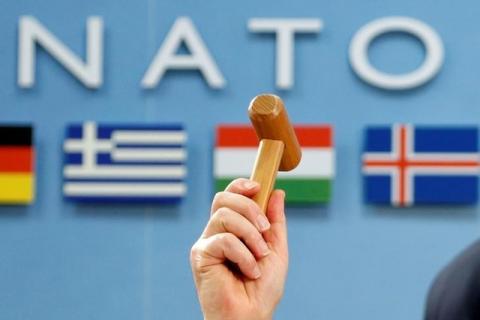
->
<box><xmin>248</xmin><ymin>94</ymin><xmax>302</xmax><ymax>171</ymax></box>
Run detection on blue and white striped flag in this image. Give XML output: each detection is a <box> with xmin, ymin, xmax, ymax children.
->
<box><xmin>63</xmin><ymin>122</ymin><xmax>187</xmax><ymax>203</ymax></box>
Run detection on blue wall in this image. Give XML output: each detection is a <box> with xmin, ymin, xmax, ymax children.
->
<box><xmin>1</xmin><ymin>0</ymin><xmax>480</xmax><ymax>319</ymax></box>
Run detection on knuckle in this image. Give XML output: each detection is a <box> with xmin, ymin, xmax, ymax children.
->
<box><xmin>219</xmin><ymin>232</ymin><xmax>236</xmax><ymax>248</ymax></box>
<box><xmin>214</xmin><ymin>207</ymin><xmax>229</xmax><ymax>218</ymax></box>
<box><xmin>189</xmin><ymin>242</ymin><xmax>202</xmax><ymax>264</ymax></box>
<box><xmin>213</xmin><ymin>207</ymin><xmax>230</xmax><ymax>226</ymax></box>
<box><xmin>212</xmin><ymin>191</ymin><xmax>226</xmax><ymax>205</ymax></box>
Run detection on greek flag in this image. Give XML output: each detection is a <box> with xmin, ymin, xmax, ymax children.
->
<box><xmin>63</xmin><ymin>122</ymin><xmax>187</xmax><ymax>203</ymax></box>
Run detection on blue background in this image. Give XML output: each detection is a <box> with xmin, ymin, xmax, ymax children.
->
<box><xmin>1</xmin><ymin>0</ymin><xmax>480</xmax><ymax>319</ymax></box>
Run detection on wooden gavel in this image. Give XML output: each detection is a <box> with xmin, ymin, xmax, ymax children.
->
<box><xmin>248</xmin><ymin>94</ymin><xmax>302</xmax><ymax>213</ymax></box>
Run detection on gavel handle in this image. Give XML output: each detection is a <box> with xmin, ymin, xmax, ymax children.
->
<box><xmin>250</xmin><ymin>139</ymin><xmax>285</xmax><ymax>214</ymax></box>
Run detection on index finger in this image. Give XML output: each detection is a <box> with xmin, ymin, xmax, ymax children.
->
<box><xmin>224</xmin><ymin>178</ymin><xmax>260</xmax><ymax>196</ymax></box>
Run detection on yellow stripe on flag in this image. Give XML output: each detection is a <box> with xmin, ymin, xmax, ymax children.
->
<box><xmin>0</xmin><ymin>174</ymin><xmax>35</xmax><ymax>204</ymax></box>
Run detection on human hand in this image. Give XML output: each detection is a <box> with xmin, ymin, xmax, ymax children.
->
<box><xmin>190</xmin><ymin>178</ymin><xmax>289</xmax><ymax>320</ymax></box>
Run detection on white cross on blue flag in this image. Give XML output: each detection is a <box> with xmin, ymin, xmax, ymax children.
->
<box><xmin>63</xmin><ymin>122</ymin><xmax>187</xmax><ymax>203</ymax></box>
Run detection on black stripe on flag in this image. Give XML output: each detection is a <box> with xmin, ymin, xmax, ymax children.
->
<box><xmin>0</xmin><ymin>126</ymin><xmax>33</xmax><ymax>146</ymax></box>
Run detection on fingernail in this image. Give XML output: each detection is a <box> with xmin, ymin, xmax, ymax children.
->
<box><xmin>256</xmin><ymin>215</ymin><xmax>270</xmax><ymax>231</ymax></box>
<box><xmin>243</xmin><ymin>180</ymin><xmax>258</xmax><ymax>190</ymax></box>
<box><xmin>259</xmin><ymin>241</ymin><xmax>270</xmax><ymax>256</ymax></box>
<box><xmin>253</xmin><ymin>266</ymin><xmax>261</xmax><ymax>279</ymax></box>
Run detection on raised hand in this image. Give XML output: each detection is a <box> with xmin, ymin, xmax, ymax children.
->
<box><xmin>190</xmin><ymin>178</ymin><xmax>289</xmax><ymax>320</ymax></box>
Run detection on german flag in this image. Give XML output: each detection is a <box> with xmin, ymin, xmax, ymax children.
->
<box><xmin>0</xmin><ymin>126</ymin><xmax>35</xmax><ymax>204</ymax></box>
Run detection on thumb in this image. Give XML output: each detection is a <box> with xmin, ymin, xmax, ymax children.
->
<box><xmin>263</xmin><ymin>189</ymin><xmax>288</xmax><ymax>260</ymax></box>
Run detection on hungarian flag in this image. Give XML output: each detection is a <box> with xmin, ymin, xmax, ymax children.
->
<box><xmin>214</xmin><ymin>125</ymin><xmax>334</xmax><ymax>204</ymax></box>
<box><xmin>0</xmin><ymin>126</ymin><xmax>35</xmax><ymax>204</ymax></box>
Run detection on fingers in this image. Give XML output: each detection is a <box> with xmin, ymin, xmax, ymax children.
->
<box><xmin>192</xmin><ymin>182</ymin><xmax>287</xmax><ymax>282</ymax></box>
<box><xmin>194</xmin><ymin>233</ymin><xmax>262</xmax><ymax>279</ymax></box>
<box><xmin>203</xmin><ymin>207</ymin><xmax>270</xmax><ymax>258</ymax></box>
<box><xmin>263</xmin><ymin>190</ymin><xmax>288</xmax><ymax>261</ymax></box>
<box><xmin>211</xmin><ymin>189</ymin><xmax>270</xmax><ymax>232</ymax></box>
<box><xmin>224</xmin><ymin>178</ymin><xmax>260</xmax><ymax>196</ymax></box>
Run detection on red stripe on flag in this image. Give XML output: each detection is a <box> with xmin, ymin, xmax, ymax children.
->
<box><xmin>0</xmin><ymin>147</ymin><xmax>34</xmax><ymax>172</ymax></box>
<box><xmin>295</xmin><ymin>126</ymin><xmax>332</xmax><ymax>147</ymax></box>
<box><xmin>399</xmin><ymin>125</ymin><xmax>407</xmax><ymax>206</ymax></box>
<box><xmin>216</xmin><ymin>125</ymin><xmax>332</xmax><ymax>147</ymax></box>
<box><xmin>364</xmin><ymin>160</ymin><xmax>480</xmax><ymax>167</ymax></box>
<box><xmin>216</xmin><ymin>126</ymin><xmax>259</xmax><ymax>147</ymax></box>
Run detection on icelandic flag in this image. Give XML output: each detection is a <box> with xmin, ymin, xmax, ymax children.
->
<box><xmin>63</xmin><ymin>122</ymin><xmax>187</xmax><ymax>203</ymax></box>
<box><xmin>363</xmin><ymin>125</ymin><xmax>479</xmax><ymax>206</ymax></box>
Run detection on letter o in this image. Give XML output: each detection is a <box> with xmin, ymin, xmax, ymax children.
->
<box><xmin>349</xmin><ymin>16</ymin><xmax>444</xmax><ymax>90</ymax></box>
